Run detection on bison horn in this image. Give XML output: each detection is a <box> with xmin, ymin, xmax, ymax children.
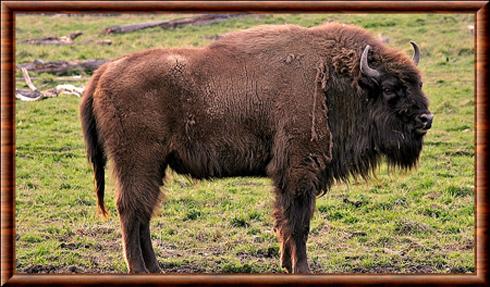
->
<box><xmin>360</xmin><ymin>45</ymin><xmax>380</xmax><ymax>78</ymax></box>
<box><xmin>410</xmin><ymin>41</ymin><xmax>420</xmax><ymax>65</ymax></box>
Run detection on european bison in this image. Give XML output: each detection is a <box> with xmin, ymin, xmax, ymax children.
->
<box><xmin>81</xmin><ymin>23</ymin><xmax>432</xmax><ymax>273</ymax></box>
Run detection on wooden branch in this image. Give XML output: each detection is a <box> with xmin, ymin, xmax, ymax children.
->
<box><xmin>16</xmin><ymin>75</ymin><xmax>83</xmax><ymax>83</ymax></box>
<box><xmin>16</xmin><ymin>67</ymin><xmax>43</xmax><ymax>101</ymax></box>
<box><xmin>20</xmin><ymin>67</ymin><xmax>38</xmax><ymax>91</ymax></box>
<box><xmin>18</xmin><ymin>59</ymin><xmax>107</xmax><ymax>75</ymax></box>
<box><xmin>16</xmin><ymin>67</ymin><xmax>84</xmax><ymax>101</ymax></box>
<box><xmin>104</xmin><ymin>13</ymin><xmax>247</xmax><ymax>34</ymax></box>
<box><xmin>16</xmin><ymin>89</ymin><xmax>44</xmax><ymax>101</ymax></box>
<box><xmin>16</xmin><ymin>84</ymin><xmax>85</xmax><ymax>102</ymax></box>
<box><xmin>22</xmin><ymin>32</ymin><xmax>83</xmax><ymax>45</ymax></box>
<box><xmin>52</xmin><ymin>84</ymin><xmax>84</xmax><ymax>97</ymax></box>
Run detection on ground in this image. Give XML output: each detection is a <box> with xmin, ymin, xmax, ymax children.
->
<box><xmin>15</xmin><ymin>13</ymin><xmax>474</xmax><ymax>273</ymax></box>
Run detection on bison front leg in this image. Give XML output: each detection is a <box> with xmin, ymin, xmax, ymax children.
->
<box><xmin>273</xmin><ymin>199</ymin><xmax>293</xmax><ymax>273</ymax></box>
<box><xmin>269</xmin><ymin>134</ymin><xmax>330</xmax><ymax>273</ymax></box>
<box><xmin>273</xmin><ymin>183</ymin><xmax>316</xmax><ymax>274</ymax></box>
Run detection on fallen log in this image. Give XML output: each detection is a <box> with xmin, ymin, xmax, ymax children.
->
<box><xmin>104</xmin><ymin>13</ymin><xmax>247</xmax><ymax>34</ymax></box>
<box><xmin>16</xmin><ymin>67</ymin><xmax>85</xmax><ymax>101</ymax></box>
<box><xmin>18</xmin><ymin>59</ymin><xmax>107</xmax><ymax>75</ymax></box>
<box><xmin>16</xmin><ymin>75</ymin><xmax>83</xmax><ymax>83</ymax></box>
<box><xmin>16</xmin><ymin>89</ymin><xmax>44</xmax><ymax>101</ymax></box>
<box><xmin>22</xmin><ymin>32</ymin><xmax>83</xmax><ymax>45</ymax></box>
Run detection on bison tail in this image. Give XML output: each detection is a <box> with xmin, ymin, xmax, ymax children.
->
<box><xmin>80</xmin><ymin>69</ymin><xmax>108</xmax><ymax>217</ymax></box>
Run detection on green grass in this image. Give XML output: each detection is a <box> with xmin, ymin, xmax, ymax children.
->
<box><xmin>15</xmin><ymin>13</ymin><xmax>475</xmax><ymax>273</ymax></box>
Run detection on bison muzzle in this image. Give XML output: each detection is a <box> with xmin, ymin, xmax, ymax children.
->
<box><xmin>81</xmin><ymin>23</ymin><xmax>432</xmax><ymax>273</ymax></box>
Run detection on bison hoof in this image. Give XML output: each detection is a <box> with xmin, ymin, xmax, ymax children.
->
<box><xmin>148</xmin><ymin>265</ymin><xmax>162</xmax><ymax>273</ymax></box>
<box><xmin>281</xmin><ymin>261</ymin><xmax>293</xmax><ymax>273</ymax></box>
<box><xmin>293</xmin><ymin>264</ymin><xmax>310</xmax><ymax>274</ymax></box>
<box><xmin>129</xmin><ymin>267</ymin><xmax>149</xmax><ymax>274</ymax></box>
<box><xmin>280</xmin><ymin>254</ymin><xmax>292</xmax><ymax>273</ymax></box>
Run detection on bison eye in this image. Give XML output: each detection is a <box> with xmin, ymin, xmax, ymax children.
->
<box><xmin>383</xmin><ymin>87</ymin><xmax>393</xmax><ymax>94</ymax></box>
<box><xmin>419</xmin><ymin>82</ymin><xmax>423</xmax><ymax>88</ymax></box>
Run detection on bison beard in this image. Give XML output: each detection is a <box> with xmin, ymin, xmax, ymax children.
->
<box><xmin>81</xmin><ymin>23</ymin><xmax>431</xmax><ymax>273</ymax></box>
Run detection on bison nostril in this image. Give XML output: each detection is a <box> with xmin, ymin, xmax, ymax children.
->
<box><xmin>418</xmin><ymin>113</ymin><xmax>433</xmax><ymax>129</ymax></box>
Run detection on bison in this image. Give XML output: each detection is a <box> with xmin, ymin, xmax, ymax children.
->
<box><xmin>81</xmin><ymin>22</ymin><xmax>432</xmax><ymax>273</ymax></box>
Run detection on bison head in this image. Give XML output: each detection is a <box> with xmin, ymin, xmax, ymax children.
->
<box><xmin>359</xmin><ymin>42</ymin><xmax>433</xmax><ymax>168</ymax></box>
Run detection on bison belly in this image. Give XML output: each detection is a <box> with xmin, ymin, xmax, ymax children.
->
<box><xmin>167</xmin><ymin>133</ymin><xmax>272</xmax><ymax>179</ymax></box>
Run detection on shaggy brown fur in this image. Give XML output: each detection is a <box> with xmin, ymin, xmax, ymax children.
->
<box><xmin>81</xmin><ymin>23</ymin><xmax>431</xmax><ymax>273</ymax></box>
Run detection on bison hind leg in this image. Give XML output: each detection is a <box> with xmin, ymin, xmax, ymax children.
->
<box><xmin>118</xmin><ymin>208</ymin><xmax>148</xmax><ymax>273</ymax></box>
<box><xmin>140</xmin><ymin>220</ymin><xmax>161</xmax><ymax>273</ymax></box>
<box><xmin>113</xmin><ymin>156</ymin><xmax>167</xmax><ymax>273</ymax></box>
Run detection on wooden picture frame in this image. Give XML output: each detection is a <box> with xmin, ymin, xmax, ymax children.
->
<box><xmin>1</xmin><ymin>1</ymin><xmax>488</xmax><ymax>286</ymax></box>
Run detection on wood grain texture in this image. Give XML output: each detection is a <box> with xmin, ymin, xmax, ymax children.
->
<box><xmin>2</xmin><ymin>1</ymin><xmax>488</xmax><ymax>12</ymax></box>
<box><xmin>1</xmin><ymin>2</ymin><xmax>15</xmax><ymax>286</ymax></box>
<box><xmin>2</xmin><ymin>274</ymin><xmax>487</xmax><ymax>286</ymax></box>
<box><xmin>476</xmin><ymin>2</ymin><xmax>489</xmax><ymax>285</ymax></box>
<box><xmin>1</xmin><ymin>1</ymin><xmax>489</xmax><ymax>286</ymax></box>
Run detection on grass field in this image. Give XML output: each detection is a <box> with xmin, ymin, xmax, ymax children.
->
<box><xmin>15</xmin><ymin>13</ymin><xmax>475</xmax><ymax>273</ymax></box>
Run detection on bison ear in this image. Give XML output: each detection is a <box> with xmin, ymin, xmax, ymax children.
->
<box><xmin>360</xmin><ymin>45</ymin><xmax>380</xmax><ymax>83</ymax></box>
